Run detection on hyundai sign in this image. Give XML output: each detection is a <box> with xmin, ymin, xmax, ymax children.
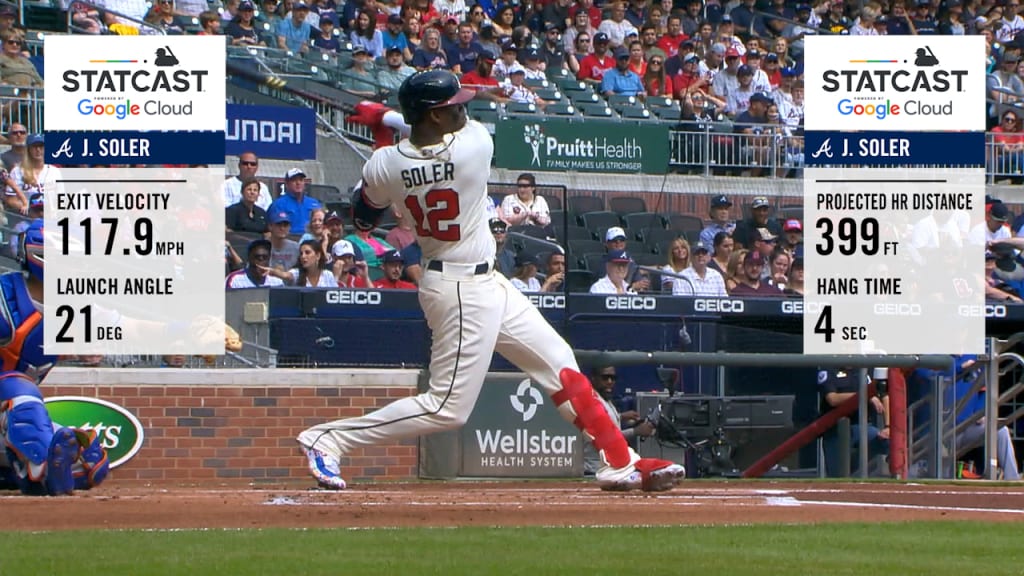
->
<box><xmin>226</xmin><ymin>104</ymin><xmax>316</xmax><ymax>161</ymax></box>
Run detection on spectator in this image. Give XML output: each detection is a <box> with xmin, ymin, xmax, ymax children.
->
<box><xmin>225</xmin><ymin>177</ymin><xmax>269</xmax><ymax>234</ymax></box>
<box><xmin>624</xmin><ymin>0</ymin><xmax>646</xmax><ymax>28</ymax></box>
<box><xmin>404</xmin><ymin>15</ymin><xmax>424</xmax><ymax>54</ymax></box>
<box><xmin>467</xmin><ymin>4</ymin><xmax>487</xmax><ymax>34</ymax></box>
<box><xmin>322</xmin><ymin>211</ymin><xmax>346</xmax><ymax>263</ymax></box>
<box><xmin>985</xmin><ymin>250</ymin><xmax>1023</xmax><ymax>302</ymax></box>
<box><xmin>300</xmin><ymin>207</ymin><xmax>328</xmax><ymax>245</ymax></box>
<box><xmin>493</xmin><ymin>40</ymin><xmax>523</xmax><ymax>82</ymax></box>
<box><xmin>992</xmin><ymin>109</ymin><xmax>1024</xmax><ymax>175</ymax></box>
<box><xmin>341</xmin><ymin>47</ymin><xmax>379</xmax><ymax>97</ymax></box>
<box><xmin>491</xmin><ymin>218</ymin><xmax>516</xmax><ymax>277</ymax></box>
<box><xmin>577</xmin><ymin>31</ymin><xmax>614</xmax><ymax>85</ymax></box>
<box><xmin>267</xmin><ymin>168</ymin><xmax>321</xmax><ymax>234</ymax></box>
<box><xmin>997</xmin><ymin>0</ymin><xmax>1024</xmax><ymax>42</ymax></box>
<box><xmin>583</xmin><ymin>365</ymin><xmax>655</xmax><ymax>475</ymax></box>
<box><xmin>1</xmin><ymin>122</ymin><xmax>25</xmax><ymax>172</ymax></box>
<box><xmin>565</xmin><ymin>32</ymin><xmax>589</xmax><ymax>76</ymax></box>
<box><xmin>330</xmin><ymin>239</ymin><xmax>371</xmax><ymax>287</ymax></box>
<box><xmin>564</xmin><ymin>10</ymin><xmax>596</xmax><ymax>56</ymax></box>
<box><xmin>672</xmin><ymin>52</ymin><xmax>706</xmax><ymax>98</ymax></box>
<box><xmin>638</xmin><ymin>25</ymin><xmax>664</xmax><ymax>62</ymax></box>
<box><xmin>709</xmin><ymin>231</ymin><xmax>734</xmax><ymax>275</ymax></box>
<box><xmin>541</xmin><ymin>250</ymin><xmax>566</xmax><ymax>292</ymax></box>
<box><xmin>732</xmin><ymin>92</ymin><xmax>775</xmax><ymax>177</ymax></box>
<box><xmin>277</xmin><ymin>0</ymin><xmax>312</xmax><ymax>53</ymax></box>
<box><xmin>679</xmin><ymin>0</ymin><xmax>701</xmax><ymax>37</ymax></box>
<box><xmin>710</xmin><ymin>46</ymin><xmax>741</xmax><ymax>103</ymax></box>
<box><xmin>0</xmin><ymin>31</ymin><xmax>41</xmax><ymax>87</ymax></box>
<box><xmin>503</xmin><ymin>68</ymin><xmax>549</xmax><ymax>108</ymax></box>
<box><xmin>539</xmin><ymin>23</ymin><xmax>566</xmax><ymax>70</ymax></box>
<box><xmin>730</xmin><ymin>0</ymin><xmax>768</xmax><ymax>37</ymax></box>
<box><xmin>287</xmin><ymin>239</ymin><xmax>338</xmax><ymax>287</ymax></box>
<box><xmin>624</xmin><ymin>40</ymin><xmax>645</xmax><ymax>76</ymax></box>
<box><xmin>447</xmin><ymin>22</ymin><xmax>486</xmax><ymax>75</ymax></box>
<box><xmin>223</xmin><ymin>152</ymin><xmax>273</xmax><ymax>210</ymax></box>
<box><xmin>821</xmin><ymin>0</ymin><xmax>852</xmax><ymax>33</ymax></box>
<box><xmin>541</xmin><ymin>0</ymin><xmax>570</xmax><ymax>32</ymax></box>
<box><xmin>604</xmin><ymin>226</ymin><xmax>648</xmax><ymax>291</ymax></box>
<box><xmin>144</xmin><ymin>0</ymin><xmax>187</xmax><ymax>34</ymax></box>
<box><xmin>819</xmin><ymin>367</ymin><xmax>889</xmax><ymax>477</ymax></box>
<box><xmin>724</xmin><ymin>248</ymin><xmax>748</xmax><ymax>292</ymax></box>
<box><xmin>642</xmin><ymin>54</ymin><xmax>672</xmax><ymax>97</ymax></box>
<box><xmin>8</xmin><ymin>191</ymin><xmax>41</xmax><ymax>258</ymax></box>
<box><xmin>987</xmin><ymin>53</ymin><xmax>1024</xmax><ymax>121</ymax></box>
<box><xmin>382</xmin><ymin>14</ymin><xmax>411</xmax><ymax>61</ymax></box>
<box><xmin>520</xmin><ymin>50</ymin><xmax>547</xmax><ymax>81</ymax></box>
<box><xmin>399</xmin><ymin>241</ymin><xmax>424</xmax><ymax>285</ymax></box>
<box><xmin>743</xmin><ymin>50</ymin><xmax>772</xmax><ymax>93</ymax></box>
<box><xmin>729</xmin><ymin>250</ymin><xmax>783</xmax><ymax>297</ymax></box>
<box><xmin>345</xmin><ymin>220</ymin><xmax>395</xmax><ymax>269</ymax></box>
<box><xmin>377</xmin><ymin>47</ymin><xmax>416</xmax><ymax>92</ymax></box>
<box><xmin>783</xmin><ymin>256</ymin><xmax>804</xmax><ymax>296</ymax></box>
<box><xmin>267</xmin><ymin>211</ymin><xmax>300</xmax><ymax>270</ymax></box>
<box><xmin>198</xmin><ymin>9</ymin><xmax>221</xmax><ymax>33</ymax></box>
<box><xmin>725</xmin><ymin>64</ymin><xmax>756</xmax><ymax>116</ymax></box>
<box><xmin>226</xmin><ymin>239</ymin><xmax>287</xmax><ymax>289</ymax></box>
<box><xmin>598</xmin><ymin>2</ymin><xmax>637</xmax><ymax>48</ymax></box>
<box><xmin>767</xmin><ymin>246</ymin><xmax>790</xmax><ymax>290</ymax></box>
<box><xmin>312</xmin><ymin>15</ymin><xmax>341</xmax><ymax>53</ymax></box>
<box><xmin>434</xmin><ymin>0</ymin><xmax>467</xmax><ymax>24</ymax></box>
<box><xmin>9</xmin><ymin>134</ymin><xmax>51</xmax><ymax>214</ymax></box>
<box><xmin>849</xmin><ymin>6</ymin><xmax>880</xmax><ymax>35</ymax></box>
<box><xmin>412</xmin><ymin>27</ymin><xmax>448</xmax><ymax>70</ymax></box>
<box><xmin>751</xmin><ymin>227</ymin><xmax>778</xmax><ymax>271</ymax></box>
<box><xmin>257</xmin><ymin>0</ymin><xmax>282</xmax><ymax>30</ymax></box>
<box><xmin>374</xmin><ymin>250</ymin><xmax>417</xmax><ymax>289</ymax></box>
<box><xmin>226</xmin><ymin>1</ymin><xmax>264</xmax><ymax>44</ymax></box>
<box><xmin>502</xmin><ymin>173</ymin><xmax>552</xmax><ymax>228</ymax></box>
<box><xmin>383</xmin><ymin>207</ymin><xmax>415</xmax><ymax>250</ymax></box>
<box><xmin>601</xmin><ymin>46</ymin><xmax>645</xmax><ymax>97</ymax></box>
<box><xmin>700</xmin><ymin>194</ymin><xmax>736</xmax><ymax>249</ymax></box>
<box><xmin>510</xmin><ymin>253</ymin><xmax>542</xmax><ymax>291</ymax></box>
<box><xmin>968</xmin><ymin>202</ymin><xmax>1013</xmax><ymax>245</ymax></box>
<box><xmin>569</xmin><ymin>0</ymin><xmax>600</xmax><ymax>30</ymax></box>
<box><xmin>350</xmin><ymin>10</ymin><xmax>384</xmax><ymax>58</ymax></box>
<box><xmin>656</xmin><ymin>235</ymin><xmax>687</xmax><ymax>288</ymax></box>
<box><xmin>590</xmin><ymin>250</ymin><xmax>637</xmax><ymax>294</ymax></box>
<box><xmin>69</xmin><ymin>1</ymin><xmax>103</xmax><ymax>34</ymax></box>
<box><xmin>657</xmin><ymin>15</ymin><xmax>686</xmax><ymax>59</ymax></box>
<box><xmin>773</xmin><ymin>67</ymin><xmax>802</xmax><ymax>129</ymax></box>
<box><xmin>491</xmin><ymin>4</ymin><xmax>516</xmax><ymax>39</ymax></box>
<box><xmin>780</xmin><ymin>219</ymin><xmax>803</xmax><ymax>255</ymax></box>
<box><xmin>939</xmin><ymin>0</ymin><xmax>966</xmax><ymax>34</ymax></box>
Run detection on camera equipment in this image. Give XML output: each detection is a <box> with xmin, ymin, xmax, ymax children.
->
<box><xmin>649</xmin><ymin>395</ymin><xmax>794</xmax><ymax>477</ymax></box>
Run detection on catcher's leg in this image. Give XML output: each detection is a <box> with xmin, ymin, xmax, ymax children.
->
<box><xmin>492</xmin><ymin>276</ymin><xmax>684</xmax><ymax>491</ymax></box>
<box><xmin>69</xmin><ymin>428</ymin><xmax>110</xmax><ymax>490</ymax></box>
<box><xmin>297</xmin><ymin>271</ymin><xmax>502</xmax><ymax>488</ymax></box>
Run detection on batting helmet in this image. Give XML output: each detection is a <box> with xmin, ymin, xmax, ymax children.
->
<box><xmin>397</xmin><ymin>69</ymin><xmax>476</xmax><ymax>124</ymax></box>
<box><xmin>20</xmin><ymin>218</ymin><xmax>43</xmax><ymax>282</ymax></box>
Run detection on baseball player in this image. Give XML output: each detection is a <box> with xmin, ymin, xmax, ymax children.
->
<box><xmin>298</xmin><ymin>70</ymin><xmax>685</xmax><ymax>491</ymax></box>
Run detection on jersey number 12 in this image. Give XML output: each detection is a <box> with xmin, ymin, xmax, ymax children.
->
<box><xmin>404</xmin><ymin>188</ymin><xmax>462</xmax><ymax>241</ymax></box>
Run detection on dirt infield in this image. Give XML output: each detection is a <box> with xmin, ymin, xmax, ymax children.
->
<box><xmin>5</xmin><ymin>481</ymin><xmax>1024</xmax><ymax>531</ymax></box>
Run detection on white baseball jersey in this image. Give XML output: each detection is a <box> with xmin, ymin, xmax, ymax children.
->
<box><xmin>362</xmin><ymin>120</ymin><xmax>495</xmax><ymax>265</ymax></box>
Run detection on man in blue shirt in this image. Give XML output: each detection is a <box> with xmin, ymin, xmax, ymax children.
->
<box><xmin>276</xmin><ymin>1</ymin><xmax>312</xmax><ymax>53</ymax></box>
<box><xmin>600</xmin><ymin>46</ymin><xmax>645</xmax><ymax>98</ymax></box>
<box><xmin>268</xmin><ymin>168</ymin><xmax>322</xmax><ymax>234</ymax></box>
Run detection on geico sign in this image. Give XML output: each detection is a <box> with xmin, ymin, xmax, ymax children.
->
<box><xmin>528</xmin><ymin>294</ymin><xmax>566</xmax><ymax>309</ymax></box>
<box><xmin>325</xmin><ymin>290</ymin><xmax>383</xmax><ymax>305</ymax></box>
<box><xmin>780</xmin><ymin>300</ymin><xmax>827</xmax><ymax>315</ymax></box>
<box><xmin>873</xmin><ymin>303</ymin><xmax>922</xmax><ymax>316</ymax></box>
<box><xmin>605</xmin><ymin>296</ymin><xmax>657</xmax><ymax>310</ymax></box>
<box><xmin>694</xmin><ymin>299</ymin><xmax>744</xmax><ymax>313</ymax></box>
<box><xmin>958</xmin><ymin>304</ymin><xmax>1007</xmax><ymax>318</ymax></box>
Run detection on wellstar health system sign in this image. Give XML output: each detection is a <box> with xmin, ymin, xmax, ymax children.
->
<box><xmin>495</xmin><ymin>119</ymin><xmax>669</xmax><ymax>174</ymax></box>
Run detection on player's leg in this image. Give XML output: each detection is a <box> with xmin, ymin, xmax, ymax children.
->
<box><xmin>297</xmin><ymin>275</ymin><xmax>501</xmax><ymax>487</ymax></box>
<box><xmin>997</xmin><ymin>426</ymin><xmax>1020</xmax><ymax>480</ymax></box>
<box><xmin>491</xmin><ymin>276</ymin><xmax>684</xmax><ymax>491</ymax></box>
<box><xmin>0</xmin><ymin>372</ymin><xmax>78</xmax><ymax>495</ymax></box>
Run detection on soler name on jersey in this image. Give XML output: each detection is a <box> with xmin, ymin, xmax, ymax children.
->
<box><xmin>401</xmin><ymin>162</ymin><xmax>455</xmax><ymax>189</ymax></box>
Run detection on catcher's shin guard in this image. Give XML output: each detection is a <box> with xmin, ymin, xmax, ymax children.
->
<box><xmin>44</xmin><ymin>427</ymin><xmax>79</xmax><ymax>496</ymax></box>
<box><xmin>71</xmin><ymin>428</ymin><xmax>109</xmax><ymax>490</ymax></box>
<box><xmin>2</xmin><ymin>395</ymin><xmax>54</xmax><ymax>490</ymax></box>
<box><xmin>552</xmin><ymin>368</ymin><xmax>631</xmax><ymax>469</ymax></box>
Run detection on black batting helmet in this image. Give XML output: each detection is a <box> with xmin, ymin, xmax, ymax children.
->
<box><xmin>397</xmin><ymin>69</ymin><xmax>476</xmax><ymax>124</ymax></box>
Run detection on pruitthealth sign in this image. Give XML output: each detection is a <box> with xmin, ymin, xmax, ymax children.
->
<box><xmin>803</xmin><ymin>36</ymin><xmax>986</xmax><ymax>131</ymax></box>
<box><xmin>495</xmin><ymin>119</ymin><xmax>669</xmax><ymax>174</ymax></box>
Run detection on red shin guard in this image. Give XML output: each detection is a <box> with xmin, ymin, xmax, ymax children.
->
<box><xmin>553</xmin><ymin>368</ymin><xmax>631</xmax><ymax>468</ymax></box>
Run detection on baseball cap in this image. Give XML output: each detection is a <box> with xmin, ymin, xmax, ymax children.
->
<box><xmin>593</xmin><ymin>31</ymin><xmax>610</xmax><ymax>43</ymax></box>
<box><xmin>751</xmin><ymin>196</ymin><xmax>770</xmax><ymax>209</ymax></box>
<box><xmin>683</xmin><ymin>53</ymin><xmax>700</xmax><ymax>64</ymax></box>
<box><xmin>320</xmin><ymin>14</ymin><xmax>336</xmax><ymax>25</ymax></box>
<box><xmin>783</xmin><ymin>219</ymin><xmax>803</xmax><ymax>232</ymax></box>
<box><xmin>750</xmin><ymin>91</ymin><xmax>773</xmax><ymax>104</ymax></box>
<box><xmin>26</xmin><ymin>134</ymin><xmax>43</xmax><ymax>146</ymax></box>
<box><xmin>710</xmin><ymin>43</ymin><xmax>727</xmax><ymax>56</ymax></box>
<box><xmin>269</xmin><ymin>211</ymin><xmax>292</xmax><ymax>224</ymax></box>
<box><xmin>386</xmin><ymin>46</ymin><xmax>403</xmax><ymax>56</ymax></box>
<box><xmin>28</xmin><ymin>193</ymin><xmax>43</xmax><ymax>209</ymax></box>
<box><xmin>325</xmin><ymin>210</ymin><xmax>343</xmax><ymax>223</ymax></box>
<box><xmin>382</xmin><ymin>249</ymin><xmax>404</xmax><ymax>264</ymax></box>
<box><xmin>604</xmin><ymin>249</ymin><xmax>631</xmax><ymax>263</ymax></box>
<box><xmin>743</xmin><ymin>250</ymin><xmax>764</xmax><ymax>265</ymax></box>
<box><xmin>738</xmin><ymin>64</ymin><xmax>753</xmax><ymax>76</ymax></box>
<box><xmin>239</xmin><ymin>1</ymin><xmax>254</xmax><ymax>9</ymax></box>
<box><xmin>352</xmin><ymin>45</ymin><xmax>369</xmax><ymax>57</ymax></box>
<box><xmin>711</xmin><ymin>194</ymin><xmax>732</xmax><ymax>208</ymax></box>
<box><xmin>725</xmin><ymin>47</ymin><xmax>741</xmax><ymax>58</ymax></box>
<box><xmin>746</xmin><ymin>49</ymin><xmax>762</xmax><ymax>59</ymax></box>
<box><xmin>331</xmin><ymin>239</ymin><xmax>356</xmax><ymax>258</ymax></box>
<box><xmin>795</xmin><ymin>3</ymin><xmax>811</xmax><ymax>11</ymax></box>
<box><xmin>692</xmin><ymin>242</ymin><xmax>711</xmax><ymax>254</ymax></box>
<box><xmin>526</xmin><ymin>49</ymin><xmax>541</xmax><ymax>60</ymax></box>
<box><xmin>605</xmin><ymin>226</ymin><xmax>627</xmax><ymax>242</ymax></box>
<box><xmin>755</xmin><ymin>227</ymin><xmax>778</xmax><ymax>242</ymax></box>
<box><xmin>387</xmin><ymin>13</ymin><xmax>403</xmax><ymax>24</ymax></box>
<box><xmin>781</xmin><ymin>66</ymin><xmax>799</xmax><ymax>78</ymax></box>
<box><xmin>990</xmin><ymin>202</ymin><xmax>1010</xmax><ymax>222</ymax></box>
<box><xmin>721</xmin><ymin>14</ymin><xmax>733</xmax><ymax>23</ymax></box>
<box><xmin>285</xmin><ymin>167</ymin><xmax>306</xmax><ymax>180</ymax></box>
<box><xmin>501</xmin><ymin>40</ymin><xmax>518</xmax><ymax>52</ymax></box>
<box><xmin>247</xmin><ymin>238</ymin><xmax>272</xmax><ymax>254</ymax></box>
<box><xmin>510</xmin><ymin>67</ymin><xmax>526</xmax><ymax>75</ymax></box>
<box><xmin>765</xmin><ymin>53</ymin><xmax>778</xmax><ymax>62</ymax></box>
<box><xmin>1004</xmin><ymin>52</ymin><xmax>1021</xmax><ymax>64</ymax></box>
<box><xmin>614</xmin><ymin>46</ymin><xmax>629</xmax><ymax>59</ymax></box>
<box><xmin>489</xmin><ymin>218</ymin><xmax>508</xmax><ymax>233</ymax></box>
<box><xmin>0</xmin><ymin>5</ymin><xmax>16</xmax><ymax>15</ymax></box>
<box><xmin>480</xmin><ymin>52</ymin><xmax>497</xmax><ymax>63</ymax></box>
<box><xmin>293</xmin><ymin>0</ymin><xmax>309</xmax><ymax>9</ymax></box>
<box><xmin>515</xmin><ymin>253</ymin><xmax>538</xmax><ymax>267</ymax></box>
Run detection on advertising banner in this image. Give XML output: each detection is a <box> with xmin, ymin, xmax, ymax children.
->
<box><xmin>226</xmin><ymin>104</ymin><xmax>317</xmax><ymax>161</ymax></box>
<box><xmin>495</xmin><ymin>119</ymin><xmax>669</xmax><ymax>174</ymax></box>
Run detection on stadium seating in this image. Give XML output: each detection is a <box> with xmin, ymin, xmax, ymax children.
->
<box><xmin>567</xmin><ymin>195</ymin><xmax>604</xmax><ymax>216</ymax></box>
<box><xmin>622</xmin><ymin>212</ymin><xmax>664</xmax><ymax>233</ymax></box>
<box><xmin>568</xmin><ymin>239</ymin><xmax>605</xmax><ymax>256</ymax></box>
<box><xmin>608</xmin><ymin>197</ymin><xmax>648</xmax><ymax>216</ymax></box>
<box><xmin>565</xmin><ymin>269</ymin><xmax>595</xmax><ymax>292</ymax></box>
<box><xmin>580</xmin><ymin>211</ymin><xmax>622</xmax><ymax>233</ymax></box>
<box><xmin>666</xmin><ymin>214</ymin><xmax>704</xmax><ymax>237</ymax></box>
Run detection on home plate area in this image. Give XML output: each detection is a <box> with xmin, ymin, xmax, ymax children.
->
<box><xmin>5</xmin><ymin>482</ymin><xmax>1024</xmax><ymax>531</ymax></box>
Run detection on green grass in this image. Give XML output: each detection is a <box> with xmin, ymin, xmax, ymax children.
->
<box><xmin>5</xmin><ymin>523</ymin><xmax>1024</xmax><ymax>576</ymax></box>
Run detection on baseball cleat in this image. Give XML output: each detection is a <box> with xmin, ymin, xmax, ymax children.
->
<box><xmin>636</xmin><ymin>458</ymin><xmax>686</xmax><ymax>492</ymax></box>
<box><xmin>301</xmin><ymin>446</ymin><xmax>347</xmax><ymax>490</ymax></box>
<box><xmin>44</xmin><ymin>427</ymin><xmax>80</xmax><ymax>496</ymax></box>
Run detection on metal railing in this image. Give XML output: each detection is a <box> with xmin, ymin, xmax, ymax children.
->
<box><xmin>0</xmin><ymin>85</ymin><xmax>44</xmax><ymax>134</ymax></box>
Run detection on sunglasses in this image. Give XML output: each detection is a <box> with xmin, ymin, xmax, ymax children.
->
<box><xmin>4</xmin><ymin>39</ymin><xmax>20</xmax><ymax>45</ymax></box>
<box><xmin>1005</xmin><ymin>116</ymin><xmax>1018</xmax><ymax>122</ymax></box>
<box><xmin>9</xmin><ymin>129</ymin><xmax>25</xmax><ymax>135</ymax></box>
<box><xmin>650</xmin><ymin>60</ymin><xmax>663</xmax><ymax>64</ymax></box>
<box><xmin>578</xmin><ymin>38</ymin><xmax>590</xmax><ymax>42</ymax></box>
<box><xmin>239</xmin><ymin>160</ymin><xmax>258</xmax><ymax>166</ymax></box>
<box><xmin>491</xmin><ymin>228</ymin><xmax>507</xmax><ymax>234</ymax></box>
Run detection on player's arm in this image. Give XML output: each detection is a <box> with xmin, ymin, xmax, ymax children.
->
<box><xmin>352</xmin><ymin>152</ymin><xmax>393</xmax><ymax>230</ymax></box>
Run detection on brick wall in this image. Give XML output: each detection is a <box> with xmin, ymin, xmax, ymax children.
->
<box><xmin>42</xmin><ymin>368</ymin><xmax>421</xmax><ymax>486</ymax></box>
